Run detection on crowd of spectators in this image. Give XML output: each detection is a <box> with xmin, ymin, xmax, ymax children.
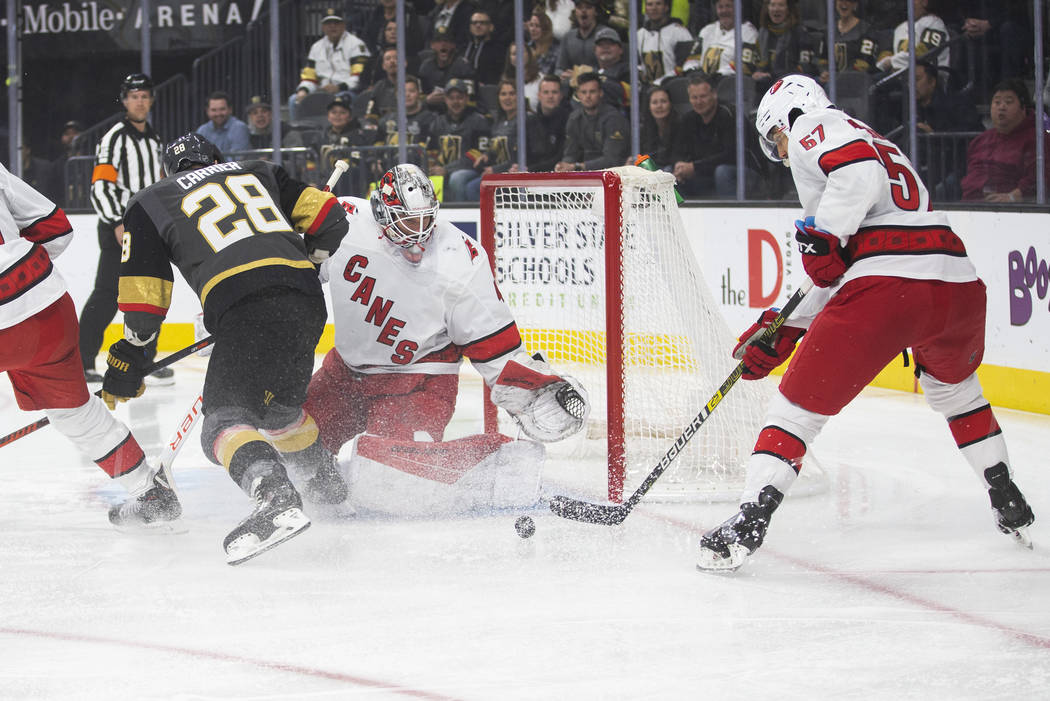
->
<box><xmin>40</xmin><ymin>0</ymin><xmax>1046</xmax><ymax>206</ymax></box>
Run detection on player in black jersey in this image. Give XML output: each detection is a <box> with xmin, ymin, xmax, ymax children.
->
<box><xmin>102</xmin><ymin>133</ymin><xmax>350</xmax><ymax>565</ymax></box>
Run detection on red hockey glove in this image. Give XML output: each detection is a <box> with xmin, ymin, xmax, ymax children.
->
<box><xmin>732</xmin><ymin>309</ymin><xmax>806</xmax><ymax>380</ymax></box>
<box><xmin>794</xmin><ymin>216</ymin><xmax>848</xmax><ymax>287</ymax></box>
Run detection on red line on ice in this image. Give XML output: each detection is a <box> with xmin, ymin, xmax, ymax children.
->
<box><xmin>0</xmin><ymin>626</ymin><xmax>464</xmax><ymax>700</ymax></box>
<box><xmin>648</xmin><ymin>512</ymin><xmax>1050</xmax><ymax>651</ymax></box>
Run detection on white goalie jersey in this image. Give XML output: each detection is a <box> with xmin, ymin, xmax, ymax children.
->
<box><xmin>323</xmin><ymin>197</ymin><xmax>523</xmax><ymax>386</ymax></box>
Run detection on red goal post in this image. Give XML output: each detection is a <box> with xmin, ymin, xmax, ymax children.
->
<box><xmin>478</xmin><ymin>167</ymin><xmax>775</xmax><ymax>503</ymax></box>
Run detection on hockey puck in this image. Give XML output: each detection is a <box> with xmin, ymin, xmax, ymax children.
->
<box><xmin>515</xmin><ymin>515</ymin><xmax>535</xmax><ymax>539</ymax></box>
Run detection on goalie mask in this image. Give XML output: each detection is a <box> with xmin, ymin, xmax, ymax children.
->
<box><xmin>370</xmin><ymin>164</ymin><xmax>439</xmax><ymax>264</ymax></box>
<box><xmin>754</xmin><ymin>74</ymin><xmax>832</xmax><ymax>162</ymax></box>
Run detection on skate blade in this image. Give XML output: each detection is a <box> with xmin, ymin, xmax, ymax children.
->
<box><xmin>226</xmin><ymin>508</ymin><xmax>311</xmax><ymax>566</ymax></box>
<box><xmin>696</xmin><ymin>543</ymin><xmax>749</xmax><ymax>573</ymax></box>
<box><xmin>1010</xmin><ymin>526</ymin><xmax>1033</xmax><ymax>550</ymax></box>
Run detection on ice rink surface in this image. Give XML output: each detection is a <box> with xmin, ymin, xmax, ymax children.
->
<box><xmin>1</xmin><ymin>354</ymin><xmax>1048</xmax><ymax>700</ymax></box>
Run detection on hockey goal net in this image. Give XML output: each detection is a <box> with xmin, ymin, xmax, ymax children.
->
<box><xmin>479</xmin><ymin>167</ymin><xmax>775</xmax><ymax>503</ymax></box>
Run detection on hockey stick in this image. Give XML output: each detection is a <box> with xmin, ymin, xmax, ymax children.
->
<box><xmin>548</xmin><ymin>280</ymin><xmax>815</xmax><ymax>526</ymax></box>
<box><xmin>323</xmin><ymin>159</ymin><xmax>350</xmax><ymax>192</ymax></box>
<box><xmin>0</xmin><ymin>336</ymin><xmax>214</xmax><ymax>449</ymax></box>
<box><xmin>158</xmin><ymin>393</ymin><xmax>204</xmax><ymax>477</ymax></box>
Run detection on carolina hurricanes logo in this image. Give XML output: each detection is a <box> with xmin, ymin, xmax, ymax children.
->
<box><xmin>770</xmin><ymin>78</ymin><xmax>784</xmax><ymax>94</ymax></box>
<box><xmin>379</xmin><ymin>172</ymin><xmax>402</xmax><ymax>207</ymax></box>
<box><xmin>340</xmin><ymin>200</ymin><xmax>356</xmax><ymax>215</ymax></box>
<box><xmin>463</xmin><ymin>237</ymin><xmax>478</xmax><ymax>261</ymax></box>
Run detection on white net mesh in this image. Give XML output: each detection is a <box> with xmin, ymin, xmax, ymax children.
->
<box><xmin>483</xmin><ymin>167</ymin><xmax>776</xmax><ymax>501</ymax></box>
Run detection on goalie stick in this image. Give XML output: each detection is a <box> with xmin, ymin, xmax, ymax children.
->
<box><xmin>0</xmin><ymin>336</ymin><xmax>214</xmax><ymax>450</ymax></box>
<box><xmin>548</xmin><ymin>280</ymin><xmax>815</xmax><ymax>526</ymax></box>
<box><xmin>323</xmin><ymin>159</ymin><xmax>350</xmax><ymax>192</ymax></box>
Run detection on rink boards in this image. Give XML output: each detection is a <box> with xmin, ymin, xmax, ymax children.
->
<box><xmin>56</xmin><ymin>206</ymin><xmax>1050</xmax><ymax>414</ymax></box>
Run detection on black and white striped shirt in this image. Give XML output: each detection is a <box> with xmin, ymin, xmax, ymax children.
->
<box><xmin>90</xmin><ymin>117</ymin><xmax>165</xmax><ymax>225</ymax></box>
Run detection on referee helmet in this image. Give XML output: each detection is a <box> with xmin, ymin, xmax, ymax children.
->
<box><xmin>120</xmin><ymin>73</ymin><xmax>154</xmax><ymax>101</ymax></box>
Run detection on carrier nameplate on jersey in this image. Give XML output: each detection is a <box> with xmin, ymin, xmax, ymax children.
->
<box><xmin>179</xmin><ymin>173</ymin><xmax>293</xmax><ymax>253</ymax></box>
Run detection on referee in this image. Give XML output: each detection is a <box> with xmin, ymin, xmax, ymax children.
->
<box><xmin>81</xmin><ymin>73</ymin><xmax>172</xmax><ymax>384</ymax></box>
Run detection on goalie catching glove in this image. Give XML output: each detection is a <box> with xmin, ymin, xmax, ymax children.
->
<box><xmin>101</xmin><ymin>339</ymin><xmax>148</xmax><ymax>410</ymax></box>
<box><xmin>490</xmin><ymin>352</ymin><xmax>590</xmax><ymax>442</ymax></box>
<box><xmin>732</xmin><ymin>310</ymin><xmax>805</xmax><ymax>380</ymax></box>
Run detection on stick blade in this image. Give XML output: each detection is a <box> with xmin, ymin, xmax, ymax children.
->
<box><xmin>548</xmin><ymin>494</ymin><xmax>630</xmax><ymax>525</ymax></box>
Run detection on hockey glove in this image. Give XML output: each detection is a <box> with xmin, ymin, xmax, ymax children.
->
<box><xmin>732</xmin><ymin>309</ymin><xmax>805</xmax><ymax>380</ymax></box>
<box><xmin>490</xmin><ymin>351</ymin><xmax>591</xmax><ymax>442</ymax></box>
<box><xmin>101</xmin><ymin>339</ymin><xmax>148</xmax><ymax>410</ymax></box>
<box><xmin>794</xmin><ymin>216</ymin><xmax>848</xmax><ymax>288</ymax></box>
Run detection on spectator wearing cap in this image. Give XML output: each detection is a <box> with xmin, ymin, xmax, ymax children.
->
<box><xmin>289</xmin><ymin>9</ymin><xmax>372</xmax><ymax>120</ymax></box>
<box><xmin>323</xmin><ymin>95</ymin><xmax>380</xmax><ymax>148</ymax></box>
<box><xmin>961</xmin><ymin>79</ymin><xmax>1050</xmax><ymax>203</ymax></box>
<box><xmin>47</xmin><ymin>120</ymin><xmax>85</xmax><ymax>206</ymax></box>
<box><xmin>425</xmin><ymin>0</ymin><xmax>475</xmax><ymax>48</ymax></box>
<box><xmin>592</xmin><ymin>26</ymin><xmax>630</xmax><ymax>109</ymax></box>
<box><xmin>555</xmin><ymin>0</ymin><xmax>611</xmax><ymax>81</ymax></box>
<box><xmin>637</xmin><ymin>0</ymin><xmax>692</xmax><ymax>86</ymax></box>
<box><xmin>49</xmin><ymin>120</ymin><xmax>85</xmax><ymax>160</ymax></box>
<box><xmin>245</xmin><ymin>96</ymin><xmax>292</xmax><ymax>149</ymax></box>
<box><xmin>463</xmin><ymin>10</ymin><xmax>506</xmax><ymax>86</ymax></box>
<box><xmin>196</xmin><ymin>90</ymin><xmax>251</xmax><ymax>155</ymax></box>
<box><xmin>429</xmin><ymin>78</ymin><xmax>492</xmax><ymax>201</ymax></box>
<box><xmin>554</xmin><ymin>71</ymin><xmax>629</xmax><ymax>172</ymax></box>
<box><xmin>419</xmin><ymin>27</ymin><xmax>475</xmax><ymax>110</ymax></box>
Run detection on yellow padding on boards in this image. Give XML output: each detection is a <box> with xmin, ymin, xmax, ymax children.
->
<box><xmin>216</xmin><ymin>429</ymin><xmax>270</xmax><ymax>471</ymax></box>
<box><xmin>114</xmin><ymin>323</ymin><xmax>1050</xmax><ymax>416</ymax></box>
<box><xmin>266</xmin><ymin>415</ymin><xmax>320</xmax><ymax>454</ymax></box>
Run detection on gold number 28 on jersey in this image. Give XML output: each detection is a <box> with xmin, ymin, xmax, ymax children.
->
<box><xmin>181</xmin><ymin>173</ymin><xmax>292</xmax><ymax>252</ymax></box>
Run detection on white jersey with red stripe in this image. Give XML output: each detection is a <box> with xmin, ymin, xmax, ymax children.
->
<box><xmin>323</xmin><ymin>197</ymin><xmax>522</xmax><ymax>386</ymax></box>
<box><xmin>0</xmin><ymin>162</ymin><xmax>74</xmax><ymax>330</ymax></box>
<box><xmin>788</xmin><ymin>107</ymin><xmax>977</xmax><ymax>292</ymax></box>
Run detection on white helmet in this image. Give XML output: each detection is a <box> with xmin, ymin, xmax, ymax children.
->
<box><xmin>754</xmin><ymin>74</ymin><xmax>832</xmax><ymax>162</ymax></box>
<box><xmin>370</xmin><ymin>163</ymin><xmax>439</xmax><ymax>257</ymax></box>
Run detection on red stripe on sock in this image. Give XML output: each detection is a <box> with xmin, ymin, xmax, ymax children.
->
<box><xmin>948</xmin><ymin>405</ymin><xmax>1001</xmax><ymax>448</ymax></box>
<box><xmin>753</xmin><ymin>425</ymin><xmax>807</xmax><ymax>472</ymax></box>
<box><xmin>96</xmin><ymin>433</ymin><xmax>146</xmax><ymax>477</ymax></box>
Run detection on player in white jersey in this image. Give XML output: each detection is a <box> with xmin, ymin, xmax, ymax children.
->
<box><xmin>876</xmin><ymin>2</ymin><xmax>949</xmax><ymax>72</ymax></box>
<box><xmin>682</xmin><ymin>0</ymin><xmax>758</xmax><ymax>76</ymax></box>
<box><xmin>303</xmin><ymin>164</ymin><xmax>589</xmax><ymax>514</ymax></box>
<box><xmin>697</xmin><ymin>75</ymin><xmax>1034</xmax><ymax>572</ymax></box>
<box><xmin>0</xmin><ymin>161</ymin><xmax>179</xmax><ymax>528</ymax></box>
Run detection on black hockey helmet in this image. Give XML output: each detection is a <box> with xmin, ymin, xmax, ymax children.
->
<box><xmin>163</xmin><ymin>133</ymin><xmax>223</xmax><ymax>176</ymax></box>
<box><xmin>119</xmin><ymin>72</ymin><xmax>154</xmax><ymax>100</ymax></box>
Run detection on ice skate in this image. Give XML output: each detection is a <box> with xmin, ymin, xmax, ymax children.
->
<box><xmin>303</xmin><ymin>454</ymin><xmax>348</xmax><ymax>505</ymax></box>
<box><xmin>985</xmin><ymin>463</ymin><xmax>1034</xmax><ymax>550</ymax></box>
<box><xmin>109</xmin><ymin>465</ymin><xmax>183</xmax><ymax>532</ymax></box>
<box><xmin>224</xmin><ymin>465</ymin><xmax>311</xmax><ymax>566</ymax></box>
<box><xmin>697</xmin><ymin>486</ymin><xmax>783</xmax><ymax>573</ymax></box>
